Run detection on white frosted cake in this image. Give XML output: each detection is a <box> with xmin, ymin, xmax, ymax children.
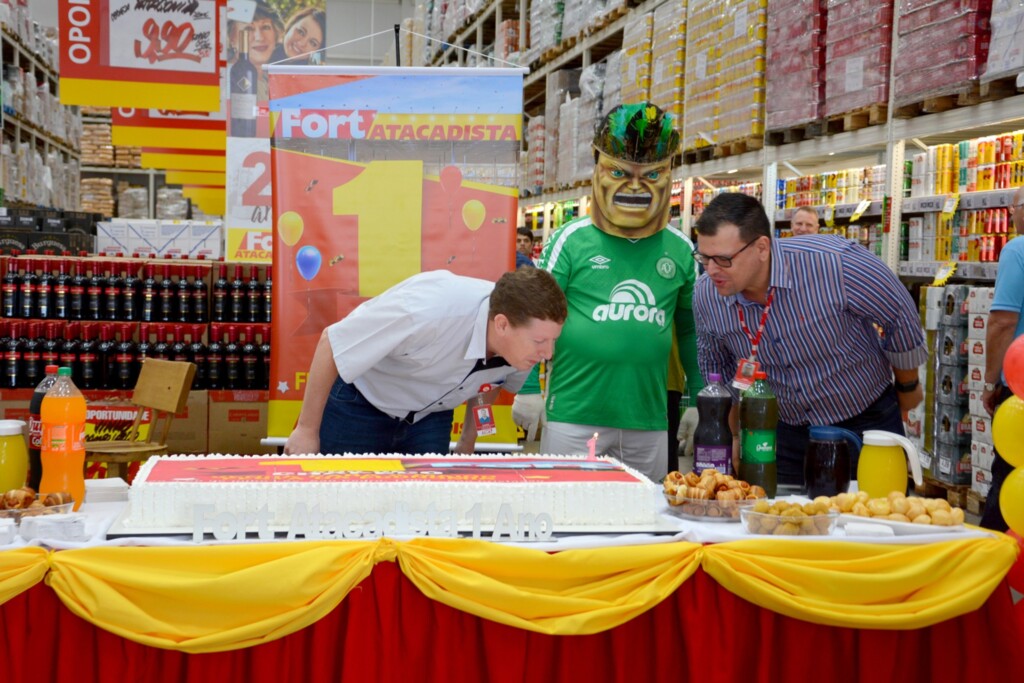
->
<box><xmin>124</xmin><ymin>454</ymin><xmax>664</xmax><ymax>535</ymax></box>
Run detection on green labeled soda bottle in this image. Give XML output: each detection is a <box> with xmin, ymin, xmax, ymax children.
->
<box><xmin>739</xmin><ymin>371</ymin><xmax>778</xmax><ymax>497</ymax></box>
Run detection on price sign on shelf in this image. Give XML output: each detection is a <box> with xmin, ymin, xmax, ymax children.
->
<box><xmin>941</xmin><ymin>195</ymin><xmax>960</xmax><ymax>220</ymax></box>
<box><xmin>824</xmin><ymin>204</ymin><xmax>836</xmax><ymax>228</ymax></box>
<box><xmin>932</xmin><ymin>261</ymin><xmax>959</xmax><ymax>286</ymax></box>
<box><xmin>849</xmin><ymin>199</ymin><xmax>872</xmax><ymax>222</ymax></box>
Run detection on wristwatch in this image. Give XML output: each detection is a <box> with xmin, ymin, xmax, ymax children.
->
<box><xmin>894</xmin><ymin>378</ymin><xmax>920</xmax><ymax>393</ymax></box>
<box><xmin>984</xmin><ymin>382</ymin><xmax>997</xmax><ymax>392</ymax></box>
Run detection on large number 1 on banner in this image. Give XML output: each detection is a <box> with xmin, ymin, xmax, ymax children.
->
<box><xmin>333</xmin><ymin>160</ymin><xmax>423</xmax><ymax>297</ymax></box>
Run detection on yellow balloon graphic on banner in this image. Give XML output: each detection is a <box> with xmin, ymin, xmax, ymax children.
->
<box><xmin>462</xmin><ymin>200</ymin><xmax>486</xmax><ymax>231</ymax></box>
<box><xmin>278</xmin><ymin>211</ymin><xmax>304</xmax><ymax>246</ymax></box>
<box><xmin>993</xmin><ymin>396</ymin><xmax>1024</xmax><ymax>468</ymax></box>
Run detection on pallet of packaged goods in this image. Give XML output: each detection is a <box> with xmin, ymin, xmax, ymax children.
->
<box><xmin>543</xmin><ymin>69</ymin><xmax>581</xmax><ymax>191</ymax></box>
<box><xmin>890</xmin><ymin>1</ymin><xmax>1017</xmax><ymax>118</ymax></box>
<box><xmin>81</xmin><ymin>122</ymin><xmax>115</xmax><ymax>167</ymax></box>
<box><xmin>765</xmin><ymin>0</ymin><xmax>826</xmax><ymax>145</ymax></box>
<box><xmin>649</xmin><ymin>1</ymin><xmax>685</xmax><ymax>138</ymax></box>
<box><xmin>682</xmin><ymin>0</ymin><xmax>719</xmax><ymax>153</ymax></box>
<box><xmin>915</xmin><ymin>476</ymin><xmax>970</xmax><ymax>510</ymax></box>
<box><xmin>589</xmin><ymin>1</ymin><xmax>629</xmax><ymax>33</ymax></box>
<box><xmin>80</xmin><ymin>177</ymin><xmax>115</xmax><ymax>217</ymax></box>
<box><xmin>619</xmin><ymin>12</ymin><xmax>653</xmax><ymax>115</ymax></box>
<box><xmin>823</xmin><ymin>0</ymin><xmax>891</xmax><ymax>130</ymax></box>
<box><xmin>981</xmin><ymin>1</ymin><xmax>1024</xmax><ymax>95</ymax></box>
<box><xmin>572</xmin><ymin>61</ymin><xmax>607</xmax><ymax>185</ymax></box>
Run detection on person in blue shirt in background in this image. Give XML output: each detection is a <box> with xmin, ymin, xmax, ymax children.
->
<box><xmin>516</xmin><ymin>227</ymin><xmax>536</xmax><ymax>269</ymax></box>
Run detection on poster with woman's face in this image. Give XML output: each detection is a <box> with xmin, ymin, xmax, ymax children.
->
<box><xmin>226</xmin><ymin>0</ymin><xmax>327</xmax><ymax>104</ymax></box>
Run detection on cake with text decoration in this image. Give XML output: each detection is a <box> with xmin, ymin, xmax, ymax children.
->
<box><xmin>124</xmin><ymin>454</ymin><xmax>664</xmax><ymax>535</ymax></box>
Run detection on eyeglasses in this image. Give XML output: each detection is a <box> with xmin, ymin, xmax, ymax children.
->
<box><xmin>693</xmin><ymin>238</ymin><xmax>759</xmax><ymax>268</ymax></box>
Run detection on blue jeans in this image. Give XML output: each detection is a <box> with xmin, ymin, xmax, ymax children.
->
<box><xmin>319</xmin><ymin>377</ymin><xmax>454</xmax><ymax>454</ymax></box>
<box><xmin>776</xmin><ymin>385</ymin><xmax>905</xmax><ymax>487</ymax></box>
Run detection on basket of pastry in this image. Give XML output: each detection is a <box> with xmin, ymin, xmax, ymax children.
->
<box><xmin>0</xmin><ymin>488</ymin><xmax>74</xmax><ymax>523</ymax></box>
<box><xmin>662</xmin><ymin>469</ymin><xmax>768</xmax><ymax>522</ymax></box>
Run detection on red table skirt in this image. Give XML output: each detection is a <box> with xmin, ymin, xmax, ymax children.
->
<box><xmin>2</xmin><ymin>564</ymin><xmax>1018</xmax><ymax>682</ymax></box>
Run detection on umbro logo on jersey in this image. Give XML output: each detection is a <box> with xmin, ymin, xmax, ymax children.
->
<box><xmin>591</xmin><ymin>280</ymin><xmax>667</xmax><ymax>326</ymax></box>
<box><xmin>589</xmin><ymin>255</ymin><xmax>611</xmax><ymax>269</ymax></box>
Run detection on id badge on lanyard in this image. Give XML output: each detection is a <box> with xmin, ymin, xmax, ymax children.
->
<box><xmin>732</xmin><ymin>289</ymin><xmax>774</xmax><ymax>391</ymax></box>
<box><xmin>472</xmin><ymin>383</ymin><xmax>497</xmax><ymax>436</ymax></box>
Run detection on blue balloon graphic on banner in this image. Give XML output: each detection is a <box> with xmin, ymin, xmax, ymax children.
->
<box><xmin>296</xmin><ymin>245</ymin><xmax>322</xmax><ymax>281</ymax></box>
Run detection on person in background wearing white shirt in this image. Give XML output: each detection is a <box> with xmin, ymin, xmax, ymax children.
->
<box><xmin>285</xmin><ymin>268</ymin><xmax>567</xmax><ymax>456</ymax></box>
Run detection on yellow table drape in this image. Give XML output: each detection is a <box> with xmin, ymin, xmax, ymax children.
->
<box><xmin>0</xmin><ymin>547</ymin><xmax>49</xmax><ymax>605</ymax></box>
<box><xmin>0</xmin><ymin>532</ymin><xmax>1011</xmax><ymax>653</ymax></box>
<box><xmin>701</xmin><ymin>534</ymin><xmax>1020</xmax><ymax>629</ymax></box>
<box><xmin>398</xmin><ymin>538</ymin><xmax>702</xmax><ymax>634</ymax></box>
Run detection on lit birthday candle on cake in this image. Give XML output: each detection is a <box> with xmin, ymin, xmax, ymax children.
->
<box><xmin>587</xmin><ymin>432</ymin><xmax>598</xmax><ymax>461</ymax></box>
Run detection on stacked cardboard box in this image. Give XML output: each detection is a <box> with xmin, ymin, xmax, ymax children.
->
<box><xmin>766</xmin><ymin>0</ymin><xmax>826</xmax><ymax>131</ymax></box>
<box><xmin>984</xmin><ymin>0</ymin><xmax>1024</xmax><ymax>83</ymax></box>
<box><xmin>824</xmin><ymin>0</ymin><xmax>893</xmax><ymax>117</ymax></box>
<box><xmin>965</xmin><ymin>286</ymin><xmax>995</xmax><ymax>497</ymax></box>
<box><xmin>526</xmin><ymin>116</ymin><xmax>546</xmax><ymax>193</ymax></box>
<box><xmin>649</xmin><ymin>1</ymin><xmax>686</xmax><ymax>137</ymax></box>
<box><xmin>81</xmin><ymin>122</ymin><xmax>115</xmax><ymax>167</ymax></box>
<box><xmin>893</xmin><ymin>0</ymin><xmax>992</xmax><ymax>107</ymax></box>
<box><xmin>933</xmin><ymin>284</ymin><xmax>973</xmax><ymax>486</ymax></box>
<box><xmin>80</xmin><ymin>177</ymin><xmax>115</xmax><ymax>217</ymax></box>
<box><xmin>556</xmin><ymin>97</ymin><xmax>579</xmax><ymax>186</ymax></box>
<box><xmin>573</xmin><ymin>61</ymin><xmax>606</xmax><ymax>184</ymax></box>
<box><xmin>620</xmin><ymin>11</ymin><xmax>653</xmax><ymax>106</ymax></box>
<box><xmin>543</xmin><ymin>69</ymin><xmax>581</xmax><ymax>189</ymax></box>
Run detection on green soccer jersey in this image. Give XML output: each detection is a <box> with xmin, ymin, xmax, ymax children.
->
<box><xmin>537</xmin><ymin>217</ymin><xmax>698</xmax><ymax>431</ymax></box>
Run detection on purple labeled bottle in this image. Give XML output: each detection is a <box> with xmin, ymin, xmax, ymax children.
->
<box><xmin>693</xmin><ymin>373</ymin><xmax>734</xmax><ymax>476</ymax></box>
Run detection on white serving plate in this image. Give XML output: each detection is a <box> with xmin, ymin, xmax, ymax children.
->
<box><xmin>838</xmin><ymin>514</ymin><xmax>966</xmax><ymax>536</ymax></box>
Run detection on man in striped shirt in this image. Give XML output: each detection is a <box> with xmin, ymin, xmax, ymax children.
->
<box><xmin>692</xmin><ymin>192</ymin><xmax>927</xmax><ymax>486</ymax></box>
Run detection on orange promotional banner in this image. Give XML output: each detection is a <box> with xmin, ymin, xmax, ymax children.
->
<box><xmin>265</xmin><ymin>66</ymin><xmax>526</xmax><ymax>439</ymax></box>
<box><xmin>58</xmin><ymin>0</ymin><xmax>222</xmax><ymax>110</ymax></box>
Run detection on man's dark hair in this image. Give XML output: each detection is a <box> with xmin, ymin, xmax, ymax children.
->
<box><xmin>490</xmin><ymin>268</ymin><xmax>567</xmax><ymax>327</ymax></box>
<box><xmin>516</xmin><ymin>226</ymin><xmax>534</xmax><ymax>242</ymax></box>
<box><xmin>694</xmin><ymin>192</ymin><xmax>772</xmax><ymax>242</ymax></box>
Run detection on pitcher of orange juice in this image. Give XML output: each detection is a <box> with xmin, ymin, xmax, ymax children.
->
<box><xmin>857</xmin><ymin>430</ymin><xmax>923</xmax><ymax>499</ymax></box>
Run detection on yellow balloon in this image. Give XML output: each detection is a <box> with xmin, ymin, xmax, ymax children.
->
<box><xmin>999</xmin><ymin>467</ymin><xmax>1024</xmax><ymax>536</ymax></box>
<box><xmin>462</xmin><ymin>200</ymin><xmax>486</xmax><ymax>231</ymax></box>
<box><xmin>993</xmin><ymin>396</ymin><xmax>1024</xmax><ymax>468</ymax></box>
<box><xmin>278</xmin><ymin>211</ymin><xmax>304</xmax><ymax>246</ymax></box>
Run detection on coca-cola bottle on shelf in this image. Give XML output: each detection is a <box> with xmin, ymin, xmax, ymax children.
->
<box><xmin>59</xmin><ymin>322</ymin><xmax>81</xmax><ymax>383</ymax></box>
<box><xmin>19</xmin><ymin>258</ymin><xmax>37</xmax><ymax>319</ymax></box>
<box><xmin>104</xmin><ymin>260</ymin><xmax>123</xmax><ymax>321</ymax></box>
<box><xmin>36</xmin><ymin>259</ymin><xmax>53</xmax><ymax>320</ymax></box>
<box><xmin>206</xmin><ymin>325</ymin><xmax>224</xmax><ymax>389</ymax></box>
<box><xmin>22</xmin><ymin>321</ymin><xmax>43</xmax><ymax>389</ymax></box>
<box><xmin>68</xmin><ymin>259</ymin><xmax>86</xmax><ymax>320</ymax></box>
<box><xmin>53</xmin><ymin>258</ymin><xmax>71</xmax><ymax>320</ymax></box>
<box><xmin>41</xmin><ymin>321</ymin><xmax>60</xmax><ymax>366</ymax></box>
<box><xmin>98</xmin><ymin>323</ymin><xmax>119</xmax><ymax>389</ymax></box>
<box><xmin>211</xmin><ymin>264</ymin><xmax>228</xmax><ymax>322</ymax></box>
<box><xmin>2</xmin><ymin>255</ymin><xmax>21</xmax><ymax>318</ymax></box>
<box><xmin>122</xmin><ymin>260</ymin><xmax>140</xmax><ymax>321</ymax></box>
<box><xmin>190</xmin><ymin>264</ymin><xmax>208</xmax><ymax>323</ymax></box>
<box><xmin>4</xmin><ymin>321</ymin><xmax>23</xmax><ymax>388</ymax></box>
<box><xmin>176</xmin><ymin>265</ymin><xmax>192</xmax><ymax>323</ymax></box>
<box><xmin>158</xmin><ymin>263</ymin><xmax>175</xmax><ymax>323</ymax></box>
<box><xmin>188</xmin><ymin>324</ymin><xmax>207</xmax><ymax>389</ymax></box>
<box><xmin>258</xmin><ymin>324</ymin><xmax>271</xmax><ymax>390</ymax></box>
<box><xmin>78</xmin><ymin>323</ymin><xmax>100</xmax><ymax>390</ymax></box>
<box><xmin>246</xmin><ymin>266</ymin><xmax>263</xmax><ymax>324</ymax></box>
<box><xmin>85</xmin><ymin>262</ymin><xmax>104</xmax><ymax>321</ymax></box>
<box><xmin>114</xmin><ymin>323</ymin><xmax>137</xmax><ymax>390</ymax></box>
<box><xmin>224</xmin><ymin>325</ymin><xmax>241</xmax><ymax>389</ymax></box>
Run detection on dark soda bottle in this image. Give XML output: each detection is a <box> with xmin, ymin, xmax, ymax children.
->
<box><xmin>4</xmin><ymin>321</ymin><xmax>23</xmax><ymax>388</ymax></box>
<box><xmin>190</xmin><ymin>264</ymin><xmax>208</xmax><ymax>323</ymax></box>
<box><xmin>258</xmin><ymin>324</ymin><xmax>271</xmax><ymax>390</ymax></box>
<box><xmin>188</xmin><ymin>324</ymin><xmax>207</xmax><ymax>390</ymax></box>
<box><xmin>212</xmin><ymin>264</ymin><xmax>228</xmax><ymax>322</ymax></box>
<box><xmin>694</xmin><ymin>373</ymin><xmax>735</xmax><ymax>475</ymax></box>
<box><xmin>40</xmin><ymin>321</ymin><xmax>61</xmax><ymax>366</ymax></box>
<box><xmin>37</xmin><ymin>259</ymin><xmax>53</xmax><ymax>319</ymax></box>
<box><xmin>86</xmin><ymin>262</ymin><xmax>104</xmax><ymax>321</ymax></box>
<box><xmin>122</xmin><ymin>261</ymin><xmax>140</xmax><ymax>321</ymax></box>
<box><xmin>229</xmin><ymin>265</ymin><xmax>246</xmax><ymax>322</ymax></box>
<box><xmin>206</xmin><ymin>326</ymin><xmax>224</xmax><ymax>389</ymax></box>
<box><xmin>78</xmin><ymin>323</ymin><xmax>100</xmax><ymax>389</ymax></box>
<box><xmin>262</xmin><ymin>268</ymin><xmax>272</xmax><ymax>323</ymax></box>
<box><xmin>246</xmin><ymin>266</ymin><xmax>263</xmax><ymax>323</ymax></box>
<box><xmin>19</xmin><ymin>258</ymin><xmax>37</xmax><ymax>319</ymax></box>
<box><xmin>104</xmin><ymin>260</ymin><xmax>122</xmax><ymax>320</ymax></box>
<box><xmin>140</xmin><ymin>264</ymin><xmax>157</xmax><ymax>322</ymax></box>
<box><xmin>241</xmin><ymin>325</ymin><xmax>259</xmax><ymax>389</ymax></box>
<box><xmin>114</xmin><ymin>324</ymin><xmax>137</xmax><ymax>390</ymax></box>
<box><xmin>738</xmin><ymin>371</ymin><xmax>778</xmax><ymax>496</ymax></box>
<box><xmin>27</xmin><ymin>364</ymin><xmax>60</xmax><ymax>491</ymax></box>
<box><xmin>224</xmin><ymin>326</ymin><xmax>240</xmax><ymax>389</ymax></box>
<box><xmin>53</xmin><ymin>258</ymin><xmax>71</xmax><ymax>320</ymax></box>
<box><xmin>68</xmin><ymin>259</ymin><xmax>86</xmax><ymax>320</ymax></box>
<box><xmin>2</xmin><ymin>255</ymin><xmax>20</xmax><ymax>318</ymax></box>
<box><xmin>158</xmin><ymin>263</ymin><xmax>175</xmax><ymax>323</ymax></box>
<box><xmin>97</xmin><ymin>323</ymin><xmax>117</xmax><ymax>389</ymax></box>
<box><xmin>22</xmin><ymin>321</ymin><xmax>43</xmax><ymax>389</ymax></box>
<box><xmin>176</xmin><ymin>265</ymin><xmax>192</xmax><ymax>323</ymax></box>
<box><xmin>59</xmin><ymin>322</ymin><xmax>80</xmax><ymax>382</ymax></box>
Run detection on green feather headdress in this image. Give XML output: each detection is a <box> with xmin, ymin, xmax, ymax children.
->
<box><xmin>593</xmin><ymin>102</ymin><xmax>679</xmax><ymax>164</ymax></box>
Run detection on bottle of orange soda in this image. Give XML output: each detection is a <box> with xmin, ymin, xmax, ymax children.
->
<box><xmin>40</xmin><ymin>367</ymin><xmax>87</xmax><ymax>510</ymax></box>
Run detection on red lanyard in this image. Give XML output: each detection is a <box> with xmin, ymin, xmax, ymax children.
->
<box><xmin>736</xmin><ymin>288</ymin><xmax>774</xmax><ymax>360</ymax></box>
